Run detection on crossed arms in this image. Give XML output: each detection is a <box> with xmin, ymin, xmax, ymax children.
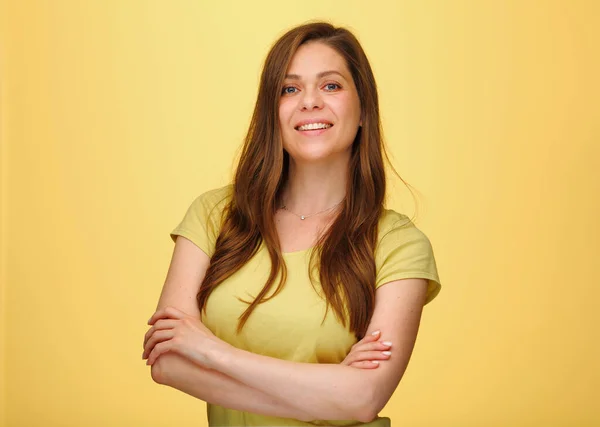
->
<box><xmin>146</xmin><ymin>236</ymin><xmax>428</xmax><ymax>422</ymax></box>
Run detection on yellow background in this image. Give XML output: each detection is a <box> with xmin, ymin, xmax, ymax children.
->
<box><xmin>1</xmin><ymin>1</ymin><xmax>599</xmax><ymax>426</ymax></box>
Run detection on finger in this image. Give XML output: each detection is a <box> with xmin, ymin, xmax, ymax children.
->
<box><xmin>361</xmin><ymin>330</ymin><xmax>381</xmax><ymax>344</ymax></box>
<box><xmin>143</xmin><ymin>319</ymin><xmax>179</xmax><ymax>349</ymax></box>
<box><xmin>342</xmin><ymin>352</ymin><xmax>374</xmax><ymax>366</ymax></box>
<box><xmin>361</xmin><ymin>341</ymin><xmax>394</xmax><ymax>351</ymax></box>
<box><xmin>147</xmin><ymin>306</ymin><xmax>184</xmax><ymax>325</ymax></box>
<box><xmin>347</xmin><ymin>350</ymin><xmax>392</xmax><ymax>364</ymax></box>
<box><xmin>353</xmin><ymin>330</ymin><xmax>383</xmax><ymax>348</ymax></box>
<box><xmin>147</xmin><ymin>340</ymin><xmax>173</xmax><ymax>365</ymax></box>
<box><xmin>368</xmin><ymin>330</ymin><xmax>381</xmax><ymax>340</ymax></box>
<box><xmin>144</xmin><ymin>330</ymin><xmax>174</xmax><ymax>359</ymax></box>
<box><xmin>349</xmin><ymin>361</ymin><xmax>380</xmax><ymax>369</ymax></box>
<box><xmin>142</xmin><ymin>319</ymin><xmax>174</xmax><ymax>347</ymax></box>
<box><xmin>143</xmin><ymin>330</ymin><xmax>175</xmax><ymax>360</ymax></box>
<box><xmin>148</xmin><ymin>306</ymin><xmax>185</xmax><ymax>325</ymax></box>
<box><xmin>350</xmin><ymin>331</ymin><xmax>379</xmax><ymax>353</ymax></box>
<box><xmin>350</xmin><ymin>340</ymin><xmax>393</xmax><ymax>356</ymax></box>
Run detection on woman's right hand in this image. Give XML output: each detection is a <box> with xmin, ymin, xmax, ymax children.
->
<box><xmin>341</xmin><ymin>330</ymin><xmax>392</xmax><ymax>369</ymax></box>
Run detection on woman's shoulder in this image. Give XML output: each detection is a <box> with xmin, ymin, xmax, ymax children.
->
<box><xmin>375</xmin><ymin>208</ymin><xmax>442</xmax><ymax>301</ymax></box>
<box><xmin>376</xmin><ymin>208</ymin><xmax>432</xmax><ymax>246</ymax></box>
<box><xmin>190</xmin><ymin>184</ymin><xmax>234</xmax><ymax>212</ymax></box>
<box><xmin>197</xmin><ymin>183</ymin><xmax>234</xmax><ymax>203</ymax></box>
<box><xmin>184</xmin><ymin>184</ymin><xmax>234</xmax><ymax>224</ymax></box>
<box><xmin>378</xmin><ymin>208</ymin><xmax>413</xmax><ymax>233</ymax></box>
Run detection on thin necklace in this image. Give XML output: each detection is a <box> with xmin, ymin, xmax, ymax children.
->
<box><xmin>279</xmin><ymin>199</ymin><xmax>344</xmax><ymax>220</ymax></box>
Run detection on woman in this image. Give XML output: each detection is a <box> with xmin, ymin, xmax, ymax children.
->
<box><xmin>142</xmin><ymin>21</ymin><xmax>442</xmax><ymax>426</ymax></box>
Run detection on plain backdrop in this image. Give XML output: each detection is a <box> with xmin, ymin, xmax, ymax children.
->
<box><xmin>1</xmin><ymin>1</ymin><xmax>599</xmax><ymax>426</ymax></box>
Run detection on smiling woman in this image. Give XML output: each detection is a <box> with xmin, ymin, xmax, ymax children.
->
<box><xmin>143</xmin><ymin>20</ymin><xmax>442</xmax><ymax>427</ymax></box>
<box><xmin>279</xmin><ymin>46</ymin><xmax>362</xmax><ymax>163</ymax></box>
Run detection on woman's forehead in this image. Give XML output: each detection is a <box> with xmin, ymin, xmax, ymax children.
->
<box><xmin>285</xmin><ymin>43</ymin><xmax>350</xmax><ymax>80</ymax></box>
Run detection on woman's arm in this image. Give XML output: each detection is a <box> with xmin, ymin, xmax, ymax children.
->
<box><xmin>213</xmin><ymin>343</ymin><xmax>373</xmax><ymax>422</ymax></box>
<box><xmin>147</xmin><ymin>236</ymin><xmax>314</xmax><ymax>421</ymax></box>
<box><xmin>152</xmin><ymin>352</ymin><xmax>315</xmax><ymax>422</ymax></box>
<box><xmin>150</xmin><ymin>238</ymin><xmax>426</xmax><ymax>423</ymax></box>
<box><xmin>210</xmin><ymin>278</ymin><xmax>429</xmax><ymax>423</ymax></box>
<box><xmin>146</xmin><ymin>305</ymin><xmax>370</xmax><ymax>422</ymax></box>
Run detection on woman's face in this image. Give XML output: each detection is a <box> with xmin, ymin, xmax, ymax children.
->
<box><xmin>278</xmin><ymin>41</ymin><xmax>362</xmax><ymax>164</ymax></box>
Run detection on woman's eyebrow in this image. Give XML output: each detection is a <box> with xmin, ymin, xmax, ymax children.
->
<box><xmin>284</xmin><ymin>70</ymin><xmax>345</xmax><ymax>80</ymax></box>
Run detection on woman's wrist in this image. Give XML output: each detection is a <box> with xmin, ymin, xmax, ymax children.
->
<box><xmin>205</xmin><ymin>336</ymin><xmax>236</xmax><ymax>371</ymax></box>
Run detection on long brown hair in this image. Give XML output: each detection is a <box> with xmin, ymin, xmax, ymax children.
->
<box><xmin>198</xmin><ymin>20</ymin><xmax>411</xmax><ymax>340</ymax></box>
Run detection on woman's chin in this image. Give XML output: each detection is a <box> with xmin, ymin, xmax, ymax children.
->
<box><xmin>289</xmin><ymin>148</ymin><xmax>349</xmax><ymax>164</ymax></box>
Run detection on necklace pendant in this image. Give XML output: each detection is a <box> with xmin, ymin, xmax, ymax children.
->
<box><xmin>301</xmin><ymin>215</ymin><xmax>305</xmax><ymax>220</ymax></box>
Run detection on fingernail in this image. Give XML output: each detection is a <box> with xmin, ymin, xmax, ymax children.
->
<box><xmin>371</xmin><ymin>360</ymin><xmax>379</xmax><ymax>364</ymax></box>
<box><xmin>382</xmin><ymin>351</ymin><xmax>392</xmax><ymax>356</ymax></box>
<box><xmin>371</xmin><ymin>330</ymin><xmax>380</xmax><ymax>336</ymax></box>
<box><xmin>381</xmin><ymin>341</ymin><xmax>392</xmax><ymax>346</ymax></box>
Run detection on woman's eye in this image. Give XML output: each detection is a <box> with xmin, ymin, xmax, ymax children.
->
<box><xmin>281</xmin><ymin>83</ymin><xmax>340</xmax><ymax>95</ymax></box>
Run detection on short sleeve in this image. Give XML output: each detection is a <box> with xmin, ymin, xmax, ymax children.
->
<box><xmin>169</xmin><ymin>185</ymin><xmax>232</xmax><ymax>257</ymax></box>
<box><xmin>375</xmin><ymin>213</ymin><xmax>442</xmax><ymax>305</ymax></box>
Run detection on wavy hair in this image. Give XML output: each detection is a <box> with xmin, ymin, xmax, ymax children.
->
<box><xmin>197</xmin><ymin>21</ymin><xmax>412</xmax><ymax>340</ymax></box>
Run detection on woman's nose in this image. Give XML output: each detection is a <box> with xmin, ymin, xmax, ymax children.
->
<box><xmin>300</xmin><ymin>88</ymin><xmax>324</xmax><ymax>110</ymax></box>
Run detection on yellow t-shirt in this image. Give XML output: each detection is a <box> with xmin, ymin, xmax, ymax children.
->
<box><xmin>170</xmin><ymin>184</ymin><xmax>442</xmax><ymax>427</ymax></box>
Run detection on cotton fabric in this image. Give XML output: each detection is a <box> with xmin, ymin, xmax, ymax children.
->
<box><xmin>170</xmin><ymin>185</ymin><xmax>442</xmax><ymax>427</ymax></box>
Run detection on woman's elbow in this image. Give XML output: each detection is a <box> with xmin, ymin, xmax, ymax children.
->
<box><xmin>149</xmin><ymin>354</ymin><xmax>177</xmax><ymax>384</ymax></box>
<box><xmin>150</xmin><ymin>358</ymin><xmax>165</xmax><ymax>384</ymax></box>
<box><xmin>353</xmin><ymin>402</ymin><xmax>378</xmax><ymax>424</ymax></box>
<box><xmin>350</xmin><ymin>384</ymin><xmax>381</xmax><ymax>423</ymax></box>
<box><xmin>356</xmin><ymin>407</ymin><xmax>379</xmax><ymax>424</ymax></box>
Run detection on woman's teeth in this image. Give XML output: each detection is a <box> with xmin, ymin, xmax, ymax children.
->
<box><xmin>296</xmin><ymin>123</ymin><xmax>333</xmax><ymax>131</ymax></box>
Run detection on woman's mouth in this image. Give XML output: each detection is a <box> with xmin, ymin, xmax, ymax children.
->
<box><xmin>295</xmin><ymin>124</ymin><xmax>334</xmax><ymax>137</ymax></box>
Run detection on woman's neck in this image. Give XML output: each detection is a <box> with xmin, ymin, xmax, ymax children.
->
<box><xmin>280</xmin><ymin>161</ymin><xmax>348</xmax><ymax>214</ymax></box>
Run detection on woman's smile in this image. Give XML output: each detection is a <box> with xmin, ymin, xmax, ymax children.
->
<box><xmin>296</xmin><ymin>125</ymin><xmax>334</xmax><ymax>137</ymax></box>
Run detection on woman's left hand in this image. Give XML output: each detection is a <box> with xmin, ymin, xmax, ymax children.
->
<box><xmin>142</xmin><ymin>306</ymin><xmax>225</xmax><ymax>369</ymax></box>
